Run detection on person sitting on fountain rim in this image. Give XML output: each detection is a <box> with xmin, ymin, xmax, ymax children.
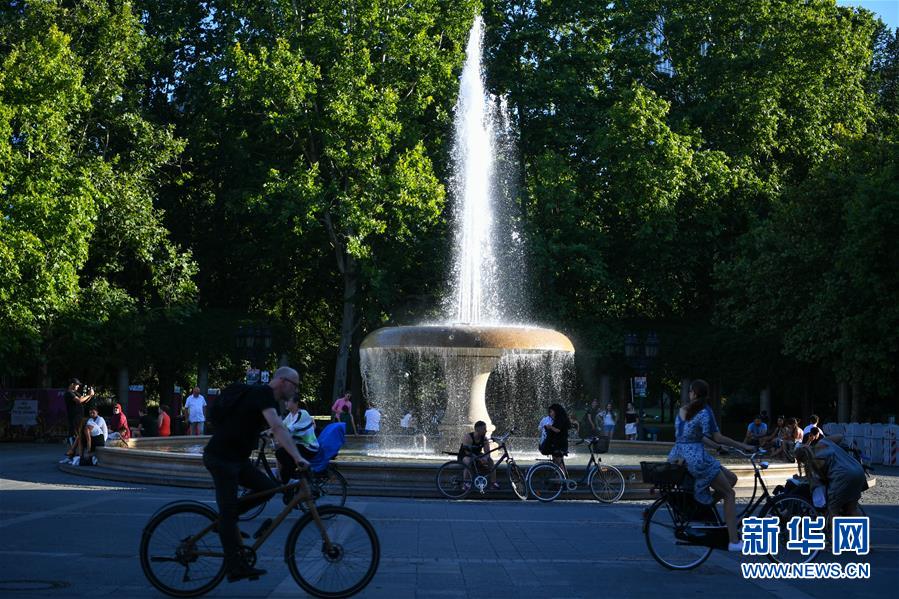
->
<box><xmin>458</xmin><ymin>421</ymin><xmax>498</xmax><ymax>490</ymax></box>
<box><xmin>538</xmin><ymin>404</ymin><xmax>570</xmax><ymax>477</ymax></box>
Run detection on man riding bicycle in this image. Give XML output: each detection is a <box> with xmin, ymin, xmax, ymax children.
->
<box><xmin>203</xmin><ymin>366</ymin><xmax>309</xmax><ymax>583</ymax></box>
<box><xmin>458</xmin><ymin>421</ymin><xmax>499</xmax><ymax>490</ymax></box>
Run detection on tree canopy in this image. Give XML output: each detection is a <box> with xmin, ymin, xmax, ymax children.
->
<box><xmin>2</xmin><ymin>0</ymin><xmax>896</xmax><ymax>419</ymax></box>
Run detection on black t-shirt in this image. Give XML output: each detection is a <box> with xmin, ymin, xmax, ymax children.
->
<box><xmin>64</xmin><ymin>391</ymin><xmax>83</xmax><ymax>421</ymax></box>
<box><xmin>140</xmin><ymin>414</ymin><xmax>159</xmax><ymax>437</ymax></box>
<box><xmin>204</xmin><ymin>384</ymin><xmax>278</xmax><ymax>461</ymax></box>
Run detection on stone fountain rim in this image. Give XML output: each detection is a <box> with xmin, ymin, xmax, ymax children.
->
<box><xmin>359</xmin><ymin>324</ymin><xmax>574</xmax><ymax>353</ymax></box>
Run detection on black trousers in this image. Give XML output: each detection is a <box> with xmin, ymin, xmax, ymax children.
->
<box><xmin>202</xmin><ymin>451</ymin><xmax>278</xmax><ymax>568</ymax></box>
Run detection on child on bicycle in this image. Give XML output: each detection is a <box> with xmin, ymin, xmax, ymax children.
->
<box><xmin>274</xmin><ymin>395</ymin><xmax>319</xmax><ymax>485</ymax></box>
<box><xmin>458</xmin><ymin>421</ymin><xmax>498</xmax><ymax>490</ymax></box>
<box><xmin>538</xmin><ymin>404</ymin><xmax>570</xmax><ymax>477</ymax></box>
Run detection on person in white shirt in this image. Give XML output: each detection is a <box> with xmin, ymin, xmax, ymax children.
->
<box><xmin>802</xmin><ymin>414</ymin><xmax>824</xmax><ymax>437</ymax></box>
<box><xmin>184</xmin><ymin>387</ymin><xmax>207</xmax><ymax>435</ymax></box>
<box><xmin>62</xmin><ymin>406</ymin><xmax>107</xmax><ymax>466</ymax></box>
<box><xmin>400</xmin><ymin>411</ymin><xmax>414</xmax><ymax>433</ymax></box>
<box><xmin>364</xmin><ymin>406</ymin><xmax>381</xmax><ymax>434</ymax></box>
<box><xmin>274</xmin><ymin>396</ymin><xmax>319</xmax><ymax>485</ymax></box>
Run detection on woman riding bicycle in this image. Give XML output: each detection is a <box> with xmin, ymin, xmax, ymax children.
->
<box><xmin>668</xmin><ymin>379</ymin><xmax>753</xmax><ymax>552</ymax></box>
<box><xmin>539</xmin><ymin>404</ymin><xmax>570</xmax><ymax>477</ymax></box>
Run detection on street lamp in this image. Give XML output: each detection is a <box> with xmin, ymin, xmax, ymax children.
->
<box><xmin>235</xmin><ymin>324</ymin><xmax>272</xmax><ymax>373</ymax></box>
<box><xmin>623</xmin><ymin>332</ymin><xmax>659</xmax><ymax>439</ymax></box>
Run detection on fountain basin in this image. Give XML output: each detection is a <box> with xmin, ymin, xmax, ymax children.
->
<box><xmin>361</xmin><ymin>325</ymin><xmax>574</xmax><ymax>449</ymax></box>
<box><xmin>360</xmin><ymin>324</ymin><xmax>575</xmax><ymax>355</ymax></box>
<box><xmin>56</xmin><ymin>436</ymin><xmax>821</xmax><ymax>500</ymax></box>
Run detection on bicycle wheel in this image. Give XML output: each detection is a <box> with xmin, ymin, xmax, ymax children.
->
<box><xmin>140</xmin><ymin>502</ymin><xmax>226</xmax><ymax>597</ymax></box>
<box><xmin>527</xmin><ymin>462</ymin><xmax>564</xmax><ymax>502</ymax></box>
<box><xmin>760</xmin><ymin>494</ymin><xmax>821</xmax><ymax>564</ymax></box>
<box><xmin>300</xmin><ymin>466</ymin><xmax>349</xmax><ymax>512</ymax></box>
<box><xmin>436</xmin><ymin>461</ymin><xmax>472</xmax><ymax>499</ymax></box>
<box><xmin>508</xmin><ymin>463</ymin><xmax>528</xmax><ymax>500</ymax></box>
<box><xmin>589</xmin><ymin>464</ymin><xmax>626</xmax><ymax>503</ymax></box>
<box><xmin>643</xmin><ymin>495</ymin><xmax>714</xmax><ymax>570</ymax></box>
<box><xmin>285</xmin><ymin>506</ymin><xmax>380</xmax><ymax>598</ymax></box>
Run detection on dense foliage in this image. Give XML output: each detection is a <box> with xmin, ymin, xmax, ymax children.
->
<box><xmin>1</xmin><ymin>1</ymin><xmax>896</xmax><ymax>419</ymax></box>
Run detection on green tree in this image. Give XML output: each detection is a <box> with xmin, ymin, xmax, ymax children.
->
<box><xmin>0</xmin><ymin>1</ymin><xmax>195</xmax><ymax>384</ymax></box>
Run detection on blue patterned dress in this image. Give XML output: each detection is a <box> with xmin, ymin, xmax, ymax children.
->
<box><xmin>668</xmin><ymin>406</ymin><xmax>721</xmax><ymax>505</ymax></box>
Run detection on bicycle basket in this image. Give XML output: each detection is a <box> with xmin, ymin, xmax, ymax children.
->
<box><xmin>591</xmin><ymin>436</ymin><xmax>610</xmax><ymax>454</ymax></box>
<box><xmin>640</xmin><ymin>461</ymin><xmax>686</xmax><ymax>487</ymax></box>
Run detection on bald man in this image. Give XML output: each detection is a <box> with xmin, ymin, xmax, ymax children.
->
<box><xmin>203</xmin><ymin>366</ymin><xmax>309</xmax><ymax>582</ymax></box>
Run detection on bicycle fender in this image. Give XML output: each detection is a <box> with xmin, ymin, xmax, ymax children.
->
<box><xmin>147</xmin><ymin>499</ymin><xmax>218</xmax><ymax>521</ymax></box>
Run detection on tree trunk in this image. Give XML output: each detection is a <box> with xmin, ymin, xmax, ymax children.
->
<box><xmin>118</xmin><ymin>367</ymin><xmax>129</xmax><ymax>413</ymax></box>
<box><xmin>850</xmin><ymin>381</ymin><xmax>862</xmax><ymax>422</ymax></box>
<box><xmin>331</xmin><ymin>255</ymin><xmax>357</xmax><ymax>403</ymax></box>
<box><xmin>759</xmin><ymin>386</ymin><xmax>771</xmax><ymax>421</ymax></box>
<box><xmin>837</xmin><ymin>381</ymin><xmax>850</xmax><ymax>423</ymax></box>
<box><xmin>617</xmin><ymin>377</ymin><xmax>629</xmax><ymax>440</ymax></box>
<box><xmin>710</xmin><ymin>380</ymin><xmax>722</xmax><ymax>428</ymax></box>
<box><xmin>197</xmin><ymin>360</ymin><xmax>209</xmax><ymax>397</ymax></box>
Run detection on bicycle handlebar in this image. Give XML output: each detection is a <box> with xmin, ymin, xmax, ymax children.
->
<box><xmin>490</xmin><ymin>428</ymin><xmax>516</xmax><ymax>444</ymax></box>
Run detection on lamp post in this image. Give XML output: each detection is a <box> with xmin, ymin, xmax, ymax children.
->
<box><xmin>623</xmin><ymin>332</ymin><xmax>659</xmax><ymax>439</ymax></box>
<box><xmin>235</xmin><ymin>324</ymin><xmax>272</xmax><ymax>383</ymax></box>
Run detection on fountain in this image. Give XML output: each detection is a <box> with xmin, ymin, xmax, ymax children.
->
<box><xmin>359</xmin><ymin>16</ymin><xmax>574</xmax><ymax>448</ymax></box>
<box><xmin>59</xmin><ymin>17</ymin><xmax>805</xmax><ymax>499</ymax></box>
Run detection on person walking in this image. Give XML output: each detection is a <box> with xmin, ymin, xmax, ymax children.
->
<box><xmin>184</xmin><ymin>387</ymin><xmax>207</xmax><ymax>435</ymax></box>
<box><xmin>624</xmin><ymin>402</ymin><xmax>639</xmax><ymax>440</ymax></box>
<box><xmin>599</xmin><ymin>403</ymin><xmax>616</xmax><ymax>437</ymax></box>
<box><xmin>203</xmin><ymin>367</ymin><xmax>308</xmax><ymax>583</ymax></box>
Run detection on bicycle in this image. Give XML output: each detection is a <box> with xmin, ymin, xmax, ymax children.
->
<box><xmin>435</xmin><ymin>429</ymin><xmax>528</xmax><ymax>500</ymax></box>
<box><xmin>641</xmin><ymin>447</ymin><xmax>818</xmax><ymax>570</ymax></box>
<box><xmin>525</xmin><ymin>436</ymin><xmax>626</xmax><ymax>503</ymax></box>
<box><xmin>140</xmin><ymin>469</ymin><xmax>379</xmax><ymax>598</ymax></box>
<box><xmin>239</xmin><ymin>433</ymin><xmax>347</xmax><ymax>521</ymax></box>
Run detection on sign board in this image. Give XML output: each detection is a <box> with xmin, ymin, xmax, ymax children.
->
<box><xmin>11</xmin><ymin>399</ymin><xmax>38</xmax><ymax>427</ymax></box>
<box><xmin>633</xmin><ymin>376</ymin><xmax>648</xmax><ymax>398</ymax></box>
<box><xmin>261</xmin><ymin>370</ymin><xmax>271</xmax><ymax>384</ymax></box>
<box><xmin>246</xmin><ymin>368</ymin><xmax>261</xmax><ymax>385</ymax></box>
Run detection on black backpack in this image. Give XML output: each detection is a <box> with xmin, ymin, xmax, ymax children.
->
<box><xmin>208</xmin><ymin>383</ymin><xmax>252</xmax><ymax>427</ymax></box>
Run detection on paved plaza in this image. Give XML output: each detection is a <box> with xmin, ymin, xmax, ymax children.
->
<box><xmin>1</xmin><ymin>443</ymin><xmax>897</xmax><ymax>598</ymax></box>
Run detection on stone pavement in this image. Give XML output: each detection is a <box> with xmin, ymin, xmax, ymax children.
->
<box><xmin>1</xmin><ymin>443</ymin><xmax>897</xmax><ymax>598</ymax></box>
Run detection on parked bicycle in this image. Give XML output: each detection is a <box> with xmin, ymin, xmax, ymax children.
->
<box><xmin>436</xmin><ymin>429</ymin><xmax>528</xmax><ymax>500</ymax></box>
<box><xmin>641</xmin><ymin>447</ymin><xmax>818</xmax><ymax>570</ymax></box>
<box><xmin>140</xmin><ymin>469</ymin><xmax>379</xmax><ymax>598</ymax></box>
<box><xmin>526</xmin><ymin>436</ymin><xmax>626</xmax><ymax>503</ymax></box>
<box><xmin>239</xmin><ymin>432</ymin><xmax>347</xmax><ymax>521</ymax></box>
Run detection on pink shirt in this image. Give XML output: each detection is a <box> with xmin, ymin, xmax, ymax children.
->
<box><xmin>331</xmin><ymin>397</ymin><xmax>352</xmax><ymax>415</ymax></box>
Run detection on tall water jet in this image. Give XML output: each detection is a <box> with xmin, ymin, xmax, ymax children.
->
<box><xmin>360</xmin><ymin>17</ymin><xmax>574</xmax><ymax>450</ymax></box>
<box><xmin>449</xmin><ymin>15</ymin><xmax>498</xmax><ymax>324</ymax></box>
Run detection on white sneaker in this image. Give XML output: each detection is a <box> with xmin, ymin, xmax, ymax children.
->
<box><xmin>91</xmin><ymin>456</ymin><xmax>98</xmax><ymax>466</ymax></box>
<box><xmin>59</xmin><ymin>456</ymin><xmax>72</xmax><ymax>464</ymax></box>
<box><xmin>728</xmin><ymin>541</ymin><xmax>743</xmax><ymax>553</ymax></box>
<box><xmin>71</xmin><ymin>456</ymin><xmax>80</xmax><ymax>466</ymax></box>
